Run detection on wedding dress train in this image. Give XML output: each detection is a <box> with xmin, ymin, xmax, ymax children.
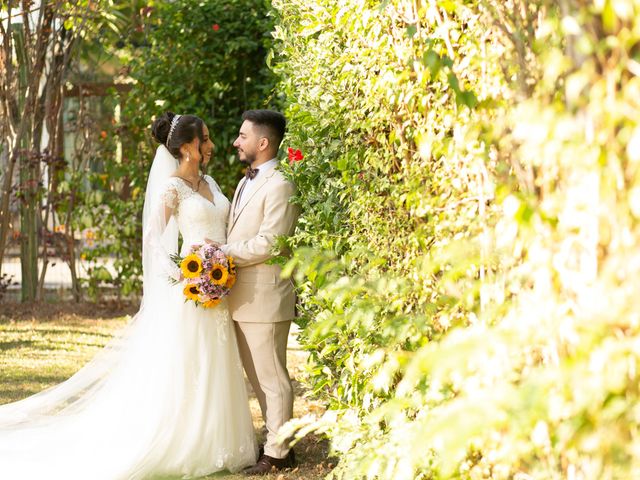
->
<box><xmin>0</xmin><ymin>146</ymin><xmax>257</xmax><ymax>479</ymax></box>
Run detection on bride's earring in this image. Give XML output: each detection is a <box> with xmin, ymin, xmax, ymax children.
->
<box><xmin>186</xmin><ymin>153</ymin><xmax>191</xmax><ymax>163</ymax></box>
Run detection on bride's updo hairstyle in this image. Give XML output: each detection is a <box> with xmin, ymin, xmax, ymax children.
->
<box><xmin>151</xmin><ymin>111</ymin><xmax>205</xmax><ymax>160</ymax></box>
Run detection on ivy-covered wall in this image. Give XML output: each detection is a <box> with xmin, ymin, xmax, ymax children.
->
<box><xmin>274</xmin><ymin>0</ymin><xmax>640</xmax><ymax>478</ymax></box>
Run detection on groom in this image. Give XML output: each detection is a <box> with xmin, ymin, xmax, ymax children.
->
<box><xmin>221</xmin><ymin>110</ymin><xmax>299</xmax><ymax>474</ymax></box>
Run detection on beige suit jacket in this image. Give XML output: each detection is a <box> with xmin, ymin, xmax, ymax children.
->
<box><xmin>224</xmin><ymin>167</ymin><xmax>298</xmax><ymax>323</ymax></box>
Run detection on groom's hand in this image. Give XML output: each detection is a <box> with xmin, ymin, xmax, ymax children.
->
<box><xmin>204</xmin><ymin>237</ymin><xmax>221</xmax><ymax>247</ymax></box>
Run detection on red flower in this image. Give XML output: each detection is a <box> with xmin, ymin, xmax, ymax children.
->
<box><xmin>212</xmin><ymin>24</ymin><xmax>220</xmax><ymax>31</ymax></box>
<box><xmin>287</xmin><ymin>148</ymin><xmax>303</xmax><ymax>165</ymax></box>
<box><xmin>100</xmin><ymin>130</ymin><xmax>107</xmax><ymax>139</ymax></box>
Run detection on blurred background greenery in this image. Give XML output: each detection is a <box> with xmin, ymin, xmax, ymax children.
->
<box><xmin>0</xmin><ymin>0</ymin><xmax>278</xmax><ymax>300</ymax></box>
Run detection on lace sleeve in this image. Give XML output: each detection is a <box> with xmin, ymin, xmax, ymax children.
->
<box><xmin>161</xmin><ymin>185</ymin><xmax>179</xmax><ymax>210</ymax></box>
<box><xmin>142</xmin><ymin>181</ymin><xmax>182</xmax><ymax>283</ymax></box>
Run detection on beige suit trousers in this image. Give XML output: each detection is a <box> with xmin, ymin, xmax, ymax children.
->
<box><xmin>234</xmin><ymin>321</ymin><xmax>293</xmax><ymax>459</ymax></box>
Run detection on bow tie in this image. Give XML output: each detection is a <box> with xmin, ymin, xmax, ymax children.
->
<box><xmin>245</xmin><ymin>166</ymin><xmax>259</xmax><ymax>180</ymax></box>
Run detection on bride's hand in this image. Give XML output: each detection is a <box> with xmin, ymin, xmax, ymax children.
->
<box><xmin>204</xmin><ymin>237</ymin><xmax>220</xmax><ymax>247</ymax></box>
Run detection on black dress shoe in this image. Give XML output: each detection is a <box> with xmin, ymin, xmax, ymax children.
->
<box><xmin>243</xmin><ymin>450</ymin><xmax>296</xmax><ymax>475</ymax></box>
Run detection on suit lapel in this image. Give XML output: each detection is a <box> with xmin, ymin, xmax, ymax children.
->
<box><xmin>227</xmin><ymin>178</ymin><xmax>245</xmax><ymax>236</ymax></box>
<box><xmin>229</xmin><ymin>178</ymin><xmax>247</xmax><ymax>219</ymax></box>
<box><xmin>228</xmin><ymin>169</ymin><xmax>277</xmax><ymax>235</ymax></box>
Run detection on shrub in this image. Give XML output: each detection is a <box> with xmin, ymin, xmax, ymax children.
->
<box><xmin>273</xmin><ymin>0</ymin><xmax>640</xmax><ymax>478</ymax></box>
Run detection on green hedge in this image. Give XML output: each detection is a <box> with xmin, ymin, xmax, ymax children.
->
<box><xmin>273</xmin><ymin>0</ymin><xmax>488</xmax><ymax>406</ymax></box>
<box><xmin>274</xmin><ymin>0</ymin><xmax>640</xmax><ymax>478</ymax></box>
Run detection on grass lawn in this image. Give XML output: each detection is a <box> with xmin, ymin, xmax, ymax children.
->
<box><xmin>0</xmin><ymin>301</ymin><xmax>333</xmax><ymax>480</ymax></box>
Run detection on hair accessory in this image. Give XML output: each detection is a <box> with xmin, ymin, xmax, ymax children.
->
<box><xmin>166</xmin><ymin>114</ymin><xmax>182</xmax><ymax>146</ymax></box>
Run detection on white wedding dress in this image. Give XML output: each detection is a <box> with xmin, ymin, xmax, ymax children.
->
<box><xmin>0</xmin><ymin>146</ymin><xmax>257</xmax><ymax>479</ymax></box>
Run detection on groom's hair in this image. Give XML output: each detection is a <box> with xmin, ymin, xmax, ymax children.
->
<box><xmin>242</xmin><ymin>110</ymin><xmax>286</xmax><ymax>152</ymax></box>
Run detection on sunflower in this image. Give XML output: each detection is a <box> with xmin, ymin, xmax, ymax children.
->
<box><xmin>228</xmin><ymin>256</ymin><xmax>237</xmax><ymax>275</ymax></box>
<box><xmin>180</xmin><ymin>254</ymin><xmax>203</xmax><ymax>279</ymax></box>
<box><xmin>202</xmin><ymin>298</ymin><xmax>222</xmax><ymax>308</ymax></box>
<box><xmin>209</xmin><ymin>264</ymin><xmax>229</xmax><ymax>286</ymax></box>
<box><xmin>183</xmin><ymin>283</ymin><xmax>201</xmax><ymax>302</ymax></box>
<box><xmin>225</xmin><ymin>273</ymin><xmax>236</xmax><ymax>289</ymax></box>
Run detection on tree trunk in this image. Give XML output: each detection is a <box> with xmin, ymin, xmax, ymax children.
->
<box><xmin>19</xmin><ymin>167</ymin><xmax>38</xmax><ymax>301</ymax></box>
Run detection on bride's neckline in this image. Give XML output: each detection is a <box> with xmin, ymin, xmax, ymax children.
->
<box><xmin>172</xmin><ymin>175</ymin><xmax>216</xmax><ymax>206</ymax></box>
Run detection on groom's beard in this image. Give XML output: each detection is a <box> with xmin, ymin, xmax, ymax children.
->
<box><xmin>239</xmin><ymin>152</ymin><xmax>256</xmax><ymax>166</ymax></box>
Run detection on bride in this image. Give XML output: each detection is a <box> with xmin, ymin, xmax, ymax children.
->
<box><xmin>0</xmin><ymin>112</ymin><xmax>258</xmax><ymax>478</ymax></box>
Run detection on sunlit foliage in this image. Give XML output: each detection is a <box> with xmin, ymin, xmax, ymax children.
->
<box><xmin>273</xmin><ymin>0</ymin><xmax>640</xmax><ymax>478</ymax></box>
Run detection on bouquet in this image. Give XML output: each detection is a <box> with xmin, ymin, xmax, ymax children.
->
<box><xmin>170</xmin><ymin>243</ymin><xmax>236</xmax><ymax>308</ymax></box>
